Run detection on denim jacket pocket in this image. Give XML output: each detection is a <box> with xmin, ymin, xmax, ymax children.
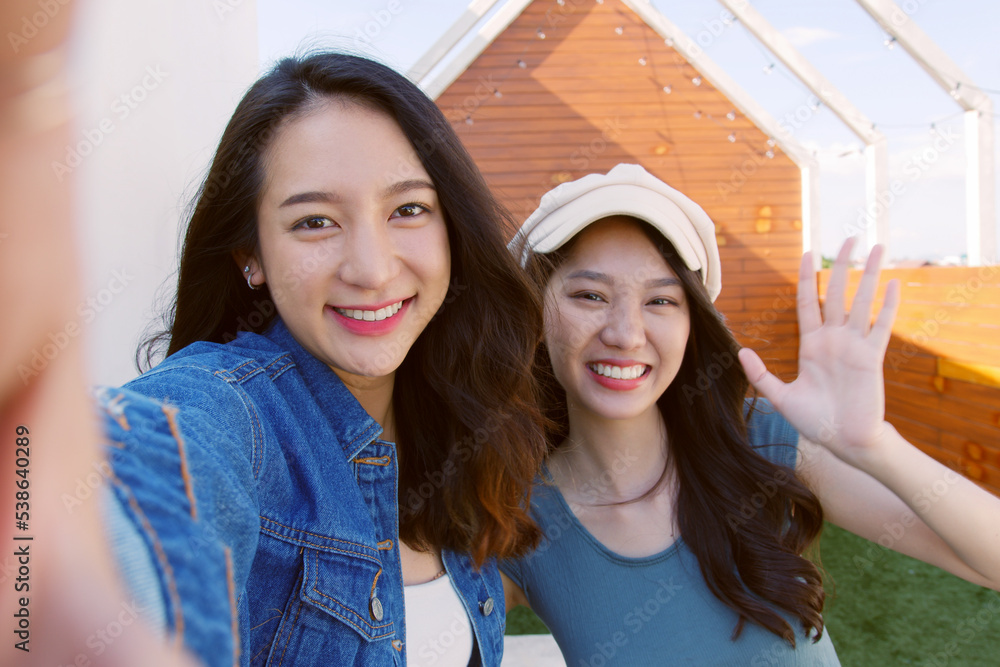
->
<box><xmin>300</xmin><ymin>547</ymin><xmax>396</xmax><ymax>642</ymax></box>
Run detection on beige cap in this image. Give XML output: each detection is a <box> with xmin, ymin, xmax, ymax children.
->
<box><xmin>512</xmin><ymin>163</ymin><xmax>722</xmax><ymax>301</ymax></box>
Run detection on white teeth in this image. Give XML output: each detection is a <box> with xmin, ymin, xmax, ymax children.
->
<box><xmin>337</xmin><ymin>301</ymin><xmax>404</xmax><ymax>321</ymax></box>
<box><xmin>590</xmin><ymin>363</ymin><xmax>647</xmax><ymax>380</ymax></box>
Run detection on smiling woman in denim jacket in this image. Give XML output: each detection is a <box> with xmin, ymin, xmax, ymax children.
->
<box><xmin>96</xmin><ymin>53</ymin><xmax>546</xmax><ymax>667</ymax></box>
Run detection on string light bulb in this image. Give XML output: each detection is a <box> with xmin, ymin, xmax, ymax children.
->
<box><xmin>726</xmin><ymin>110</ymin><xmax>736</xmax><ymax>121</ymax></box>
<box><xmin>638</xmin><ymin>57</ymin><xmax>647</xmax><ymax>66</ymax></box>
<box><xmin>615</xmin><ymin>26</ymin><xmax>624</xmax><ymax>35</ymax></box>
<box><xmin>765</xmin><ymin>149</ymin><xmax>774</xmax><ymax>159</ymax></box>
<box><xmin>493</xmin><ymin>89</ymin><xmax>502</xmax><ymax>98</ymax></box>
<box><xmin>536</xmin><ymin>28</ymin><xmax>546</xmax><ymax>39</ymax></box>
<box><xmin>517</xmin><ymin>59</ymin><xmax>526</xmax><ymax>68</ymax></box>
<box><xmin>883</xmin><ymin>35</ymin><xmax>896</xmax><ymax>49</ymax></box>
<box><xmin>692</xmin><ymin>76</ymin><xmax>702</xmax><ymax>86</ymax></box>
<box><xmin>662</xmin><ymin>84</ymin><xmax>672</xmax><ymax>94</ymax></box>
<box><xmin>763</xmin><ymin>63</ymin><xmax>775</xmax><ymax>75</ymax></box>
<box><xmin>693</xmin><ymin>110</ymin><xmax>702</xmax><ymax>119</ymax></box>
<box><xmin>465</xmin><ymin>115</ymin><xmax>473</xmax><ymax>125</ymax></box>
<box><xmin>664</xmin><ymin>37</ymin><xmax>674</xmax><ymax>47</ymax></box>
<box><xmin>728</xmin><ymin>132</ymin><xmax>737</xmax><ymax>143</ymax></box>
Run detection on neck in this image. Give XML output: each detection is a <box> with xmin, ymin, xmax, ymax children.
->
<box><xmin>334</xmin><ymin>370</ymin><xmax>396</xmax><ymax>441</ymax></box>
<box><xmin>551</xmin><ymin>403</ymin><xmax>670</xmax><ymax>503</ymax></box>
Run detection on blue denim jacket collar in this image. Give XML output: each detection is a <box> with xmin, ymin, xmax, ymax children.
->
<box><xmin>260</xmin><ymin>317</ymin><xmax>383</xmax><ymax>461</ymax></box>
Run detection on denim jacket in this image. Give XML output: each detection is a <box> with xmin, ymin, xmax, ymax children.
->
<box><xmin>99</xmin><ymin>318</ymin><xmax>505</xmax><ymax>667</ymax></box>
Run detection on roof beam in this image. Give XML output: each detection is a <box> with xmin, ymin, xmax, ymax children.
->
<box><xmin>621</xmin><ymin>0</ymin><xmax>812</xmax><ymax>170</ymax></box>
<box><xmin>717</xmin><ymin>0</ymin><xmax>889</xmax><ymax>257</ymax></box>
<box><xmin>408</xmin><ymin>0</ymin><xmax>503</xmax><ymax>83</ymax></box>
<box><xmin>854</xmin><ymin>0</ymin><xmax>995</xmax><ymax>266</ymax></box>
<box><xmin>414</xmin><ymin>0</ymin><xmax>533</xmax><ymax>99</ymax></box>
<box><xmin>621</xmin><ymin>0</ymin><xmax>819</xmax><ymax>257</ymax></box>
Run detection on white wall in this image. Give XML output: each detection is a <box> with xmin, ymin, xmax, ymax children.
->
<box><xmin>68</xmin><ymin>0</ymin><xmax>259</xmax><ymax>386</ymax></box>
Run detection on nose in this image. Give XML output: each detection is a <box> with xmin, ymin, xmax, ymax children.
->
<box><xmin>337</xmin><ymin>216</ymin><xmax>400</xmax><ymax>290</ymax></box>
<box><xmin>599</xmin><ymin>300</ymin><xmax>646</xmax><ymax>350</ymax></box>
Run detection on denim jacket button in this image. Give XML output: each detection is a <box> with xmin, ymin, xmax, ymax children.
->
<box><xmin>370</xmin><ymin>596</ymin><xmax>384</xmax><ymax>621</ymax></box>
<box><xmin>479</xmin><ymin>597</ymin><xmax>495</xmax><ymax>616</ymax></box>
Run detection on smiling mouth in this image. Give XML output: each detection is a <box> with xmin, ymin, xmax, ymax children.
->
<box><xmin>334</xmin><ymin>300</ymin><xmax>404</xmax><ymax>322</ymax></box>
<box><xmin>587</xmin><ymin>363</ymin><xmax>649</xmax><ymax>380</ymax></box>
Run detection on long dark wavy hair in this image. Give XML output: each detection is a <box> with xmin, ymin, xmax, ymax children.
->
<box><xmin>525</xmin><ymin>218</ymin><xmax>826</xmax><ymax>645</ymax></box>
<box><xmin>138</xmin><ymin>52</ymin><xmax>546</xmax><ymax>564</ymax></box>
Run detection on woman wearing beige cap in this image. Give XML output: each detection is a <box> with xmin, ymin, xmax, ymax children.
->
<box><xmin>501</xmin><ymin>164</ymin><xmax>1000</xmax><ymax>665</ymax></box>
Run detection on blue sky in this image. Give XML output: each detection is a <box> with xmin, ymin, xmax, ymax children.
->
<box><xmin>257</xmin><ymin>0</ymin><xmax>1000</xmax><ymax>263</ymax></box>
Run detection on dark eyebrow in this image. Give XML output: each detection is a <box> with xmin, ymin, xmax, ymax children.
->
<box><xmin>565</xmin><ymin>270</ymin><xmax>682</xmax><ymax>290</ymax></box>
<box><xmin>278</xmin><ymin>179</ymin><xmax>435</xmax><ymax>209</ymax></box>
<box><xmin>646</xmin><ymin>277</ymin><xmax>682</xmax><ymax>289</ymax></box>
<box><xmin>566</xmin><ymin>270</ymin><xmax>612</xmax><ymax>284</ymax></box>
<box><xmin>382</xmin><ymin>179</ymin><xmax>436</xmax><ymax>200</ymax></box>
<box><xmin>279</xmin><ymin>191</ymin><xmax>341</xmax><ymax>208</ymax></box>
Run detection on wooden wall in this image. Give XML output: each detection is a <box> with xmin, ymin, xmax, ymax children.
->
<box><xmin>818</xmin><ymin>265</ymin><xmax>1000</xmax><ymax>495</ymax></box>
<box><xmin>435</xmin><ymin>0</ymin><xmax>804</xmax><ymax>379</ymax></box>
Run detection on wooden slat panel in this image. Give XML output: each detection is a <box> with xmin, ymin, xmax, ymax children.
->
<box><xmin>941</xmin><ymin>433</ymin><xmax>1000</xmax><ymax>469</ymax></box>
<box><xmin>438</xmin><ymin>0</ymin><xmax>804</xmax><ymax>385</ymax></box>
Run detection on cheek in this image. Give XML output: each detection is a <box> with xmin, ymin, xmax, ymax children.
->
<box><xmin>544</xmin><ymin>308</ymin><xmax>592</xmax><ymax>369</ymax></box>
<box><xmin>408</xmin><ymin>225</ymin><xmax>451</xmax><ymax>285</ymax></box>
<box><xmin>269</xmin><ymin>247</ymin><xmax>324</xmax><ymax>294</ymax></box>
<box><xmin>542</xmin><ymin>304</ymin><xmax>570</xmax><ymax>357</ymax></box>
<box><xmin>666</xmin><ymin>321</ymin><xmax>692</xmax><ymax>364</ymax></box>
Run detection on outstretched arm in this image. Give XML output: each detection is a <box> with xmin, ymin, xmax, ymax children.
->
<box><xmin>739</xmin><ymin>238</ymin><xmax>1000</xmax><ymax>590</ymax></box>
<box><xmin>0</xmin><ymin>4</ymin><xmax>197</xmax><ymax>663</ymax></box>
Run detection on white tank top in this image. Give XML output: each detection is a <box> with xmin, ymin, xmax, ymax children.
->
<box><xmin>403</xmin><ymin>572</ymin><xmax>475</xmax><ymax>667</ymax></box>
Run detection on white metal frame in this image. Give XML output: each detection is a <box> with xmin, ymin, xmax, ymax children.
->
<box><xmin>408</xmin><ymin>0</ymin><xmax>504</xmax><ymax>83</ymax></box>
<box><xmin>855</xmin><ymin>0</ymin><xmax>996</xmax><ymax>266</ymax></box>
<box><xmin>718</xmin><ymin>0</ymin><xmax>888</xmax><ymax>261</ymax></box>
<box><xmin>410</xmin><ymin>0</ymin><xmax>533</xmax><ymax>98</ymax></box>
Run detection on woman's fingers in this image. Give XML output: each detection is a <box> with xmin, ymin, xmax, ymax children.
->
<box><xmin>871</xmin><ymin>278</ymin><xmax>901</xmax><ymax>353</ymax></box>
<box><xmin>797</xmin><ymin>250</ymin><xmax>823</xmax><ymax>335</ymax></box>
<box><xmin>847</xmin><ymin>244</ymin><xmax>884</xmax><ymax>335</ymax></box>
<box><xmin>823</xmin><ymin>237</ymin><xmax>856</xmax><ymax>326</ymax></box>
<box><xmin>738</xmin><ymin>347</ymin><xmax>787</xmax><ymax>407</ymax></box>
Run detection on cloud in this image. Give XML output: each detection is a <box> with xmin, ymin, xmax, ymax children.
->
<box><xmin>782</xmin><ymin>26</ymin><xmax>841</xmax><ymax>47</ymax></box>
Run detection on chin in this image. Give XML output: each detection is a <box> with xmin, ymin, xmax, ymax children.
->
<box><xmin>351</xmin><ymin>360</ymin><xmax>402</xmax><ymax>379</ymax></box>
<box><xmin>580</xmin><ymin>399</ymin><xmax>657</xmax><ymax>423</ymax></box>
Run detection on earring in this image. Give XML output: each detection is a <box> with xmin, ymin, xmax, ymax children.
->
<box><xmin>244</xmin><ymin>265</ymin><xmax>262</xmax><ymax>290</ymax></box>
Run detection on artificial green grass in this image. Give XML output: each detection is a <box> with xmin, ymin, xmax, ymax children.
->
<box><xmin>507</xmin><ymin>604</ymin><xmax>550</xmax><ymax>635</ymax></box>
<box><xmin>820</xmin><ymin>522</ymin><xmax>1000</xmax><ymax>665</ymax></box>
<box><xmin>506</xmin><ymin>522</ymin><xmax>1000</xmax><ymax>665</ymax></box>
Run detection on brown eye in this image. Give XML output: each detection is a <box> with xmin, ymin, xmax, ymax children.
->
<box><xmin>294</xmin><ymin>216</ymin><xmax>335</xmax><ymax>230</ymax></box>
<box><xmin>392</xmin><ymin>203</ymin><xmax>428</xmax><ymax>218</ymax></box>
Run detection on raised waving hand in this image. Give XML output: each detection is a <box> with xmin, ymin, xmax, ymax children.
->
<box><xmin>739</xmin><ymin>237</ymin><xmax>900</xmax><ymax>466</ymax></box>
<box><xmin>740</xmin><ymin>238</ymin><xmax>1000</xmax><ymax>590</ymax></box>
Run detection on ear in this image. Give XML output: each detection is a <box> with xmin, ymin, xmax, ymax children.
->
<box><xmin>232</xmin><ymin>249</ymin><xmax>265</xmax><ymax>287</ymax></box>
